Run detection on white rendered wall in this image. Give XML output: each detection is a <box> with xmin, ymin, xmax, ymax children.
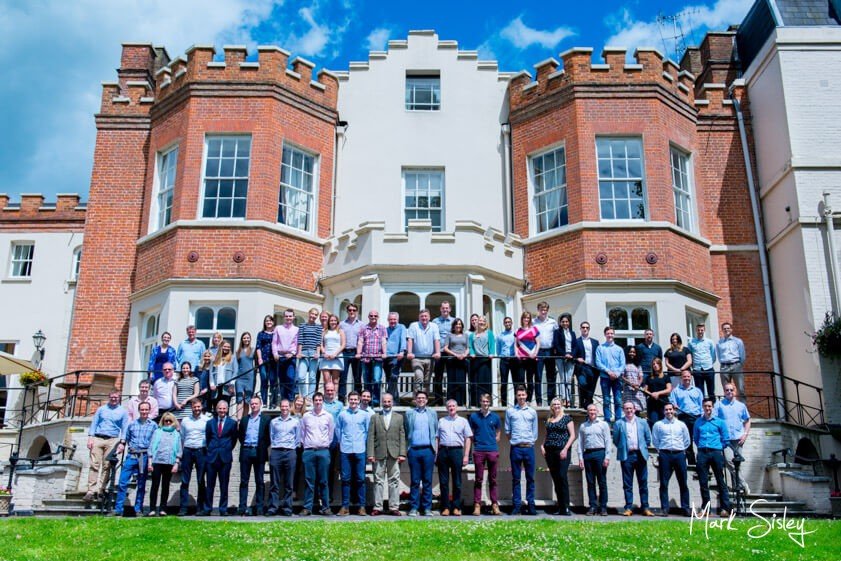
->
<box><xmin>334</xmin><ymin>31</ymin><xmax>511</xmax><ymax>236</ymax></box>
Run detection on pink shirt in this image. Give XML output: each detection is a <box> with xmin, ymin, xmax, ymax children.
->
<box><xmin>126</xmin><ymin>395</ymin><xmax>159</xmax><ymax>422</ymax></box>
<box><xmin>272</xmin><ymin>324</ymin><xmax>299</xmax><ymax>358</ymax></box>
<box><xmin>300</xmin><ymin>409</ymin><xmax>335</xmax><ymax>449</ymax></box>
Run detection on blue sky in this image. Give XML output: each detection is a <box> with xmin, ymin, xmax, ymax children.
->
<box><xmin>0</xmin><ymin>0</ymin><xmax>753</xmax><ymax>201</ymax></box>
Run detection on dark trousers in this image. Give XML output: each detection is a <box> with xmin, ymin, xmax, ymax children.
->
<box><xmin>340</xmin><ymin>452</ymin><xmax>366</xmax><ymax>508</ymax></box>
<box><xmin>510</xmin><ymin>446</ymin><xmax>535</xmax><ymax>510</ymax></box>
<box><xmin>408</xmin><ymin>446</ymin><xmax>435</xmax><ymax>512</ymax></box>
<box><xmin>537</xmin><ymin>348</ymin><xmax>557</xmax><ymax>403</ymax></box>
<box><xmin>276</xmin><ymin>357</ymin><xmax>296</xmax><ymax>404</ymax></box>
<box><xmin>437</xmin><ymin>446</ymin><xmax>465</xmax><ymax>511</ymax></box>
<box><xmin>498</xmin><ymin>358</ymin><xmax>515</xmax><ymax>406</ymax></box>
<box><xmin>326</xmin><ymin>441</ymin><xmax>339</xmax><ymax>509</ymax></box>
<box><xmin>582</xmin><ymin>449</ymin><xmax>608</xmax><ymax>510</ymax></box>
<box><xmin>259</xmin><ymin>361</ymin><xmax>277</xmax><ymax>407</ymax></box>
<box><xmin>149</xmin><ymin>463</ymin><xmax>174</xmax><ymax>512</ymax></box>
<box><xmin>339</xmin><ymin>349</ymin><xmax>360</xmax><ymax>401</ymax></box>
<box><xmin>697</xmin><ymin>447</ymin><xmax>731</xmax><ymax>511</ymax></box>
<box><xmin>269</xmin><ymin>448</ymin><xmax>296</xmax><ymax>514</ymax></box>
<box><xmin>447</xmin><ymin>358</ymin><xmax>467</xmax><ymax>406</ymax></box>
<box><xmin>205</xmin><ymin>458</ymin><xmax>232</xmax><ymax>514</ymax></box>
<box><xmin>658</xmin><ymin>450</ymin><xmax>689</xmax><ymax>512</ymax></box>
<box><xmin>433</xmin><ymin>357</ymin><xmax>447</xmax><ymax>403</ymax></box>
<box><xmin>238</xmin><ymin>447</ymin><xmax>265</xmax><ymax>513</ymax></box>
<box><xmin>519</xmin><ymin>358</ymin><xmax>538</xmax><ymax>405</ymax></box>
<box><xmin>386</xmin><ymin>357</ymin><xmax>403</xmax><ymax>398</ymax></box>
<box><xmin>303</xmin><ymin>448</ymin><xmax>330</xmax><ymax>511</ymax></box>
<box><xmin>472</xmin><ymin>357</ymin><xmax>492</xmax><ymax>406</ymax></box>
<box><xmin>693</xmin><ymin>368</ymin><xmax>716</xmax><ymax>398</ymax></box>
<box><xmin>620</xmin><ymin>450</ymin><xmax>649</xmax><ymax>510</ymax></box>
<box><xmin>678</xmin><ymin>414</ymin><xmax>697</xmax><ymax>465</ymax></box>
<box><xmin>180</xmin><ymin>447</ymin><xmax>207</xmax><ymax>513</ymax></box>
<box><xmin>577</xmin><ymin>364</ymin><xmax>598</xmax><ymax>409</ymax></box>
<box><xmin>544</xmin><ymin>446</ymin><xmax>570</xmax><ymax>512</ymax></box>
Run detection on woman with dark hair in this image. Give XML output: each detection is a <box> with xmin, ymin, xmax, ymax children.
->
<box><xmin>255</xmin><ymin>315</ymin><xmax>276</xmax><ymax>408</ymax></box>
<box><xmin>469</xmin><ymin>316</ymin><xmax>495</xmax><ymax>406</ymax></box>
<box><xmin>664</xmin><ymin>332</ymin><xmax>692</xmax><ymax>389</ymax></box>
<box><xmin>468</xmin><ymin>313</ymin><xmax>480</xmax><ymax>333</ymax></box>
<box><xmin>443</xmin><ymin>318</ymin><xmax>469</xmax><ymax>406</ymax></box>
<box><xmin>541</xmin><ymin>397</ymin><xmax>576</xmax><ymax>515</ymax></box>
<box><xmin>235</xmin><ymin>332</ymin><xmax>256</xmax><ymax>418</ymax></box>
<box><xmin>148</xmin><ymin>332</ymin><xmax>177</xmax><ymax>383</ymax></box>
<box><xmin>196</xmin><ymin>350</ymin><xmax>214</xmax><ymax>412</ymax></box>
<box><xmin>621</xmin><ymin>346</ymin><xmax>645</xmax><ymax>414</ymax></box>
<box><xmin>642</xmin><ymin>357</ymin><xmax>671</xmax><ymax>428</ymax></box>
<box><xmin>552</xmin><ymin>313</ymin><xmax>576</xmax><ymax>407</ymax></box>
<box><xmin>515</xmin><ymin>311</ymin><xmax>540</xmax><ymax>405</ymax></box>
<box><xmin>173</xmin><ymin>362</ymin><xmax>199</xmax><ymax>420</ymax></box>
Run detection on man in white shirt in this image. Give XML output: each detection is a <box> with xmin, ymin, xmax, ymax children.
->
<box><xmin>533</xmin><ymin>302</ymin><xmax>558</xmax><ymax>406</ymax></box>
<box><xmin>406</xmin><ymin>309</ymin><xmax>441</xmax><ymax>394</ymax></box>
<box><xmin>179</xmin><ymin>399</ymin><xmax>209</xmax><ymax>515</ymax></box>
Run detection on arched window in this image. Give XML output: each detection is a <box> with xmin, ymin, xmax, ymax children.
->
<box><xmin>425</xmin><ymin>292</ymin><xmax>456</xmax><ymax>317</ymax></box>
<box><xmin>71</xmin><ymin>246</ymin><xmax>82</xmax><ymax>281</ymax></box>
<box><xmin>140</xmin><ymin>312</ymin><xmax>160</xmax><ymax>368</ymax></box>
<box><xmin>389</xmin><ymin>292</ymin><xmax>421</xmax><ymax>327</ymax></box>
<box><xmin>494</xmin><ymin>299</ymin><xmax>507</xmax><ymax>332</ymax></box>
<box><xmin>608</xmin><ymin>304</ymin><xmax>654</xmax><ymax>348</ymax></box>
<box><xmin>191</xmin><ymin>304</ymin><xmax>238</xmax><ymax>347</ymax></box>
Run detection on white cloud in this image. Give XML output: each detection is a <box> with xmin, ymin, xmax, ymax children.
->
<box><xmin>0</xmin><ymin>0</ymin><xmax>284</xmax><ymax>200</ymax></box>
<box><xmin>365</xmin><ymin>27</ymin><xmax>392</xmax><ymax>51</ymax></box>
<box><xmin>499</xmin><ymin>16</ymin><xmax>575</xmax><ymax>50</ymax></box>
<box><xmin>604</xmin><ymin>0</ymin><xmax>753</xmax><ymax>58</ymax></box>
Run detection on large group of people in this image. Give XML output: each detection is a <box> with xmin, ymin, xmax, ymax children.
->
<box><xmin>81</xmin><ymin>302</ymin><xmax>751</xmax><ymax>517</ymax></box>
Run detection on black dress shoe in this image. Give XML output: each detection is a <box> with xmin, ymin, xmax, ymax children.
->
<box><xmin>559</xmin><ymin>510</ymin><xmax>573</xmax><ymax>516</ymax></box>
<box><xmin>266</xmin><ymin>509</ymin><xmax>278</xmax><ymax>516</ymax></box>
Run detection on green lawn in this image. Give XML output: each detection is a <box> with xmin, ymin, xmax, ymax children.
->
<box><xmin>0</xmin><ymin>518</ymin><xmax>838</xmax><ymax>561</ymax></box>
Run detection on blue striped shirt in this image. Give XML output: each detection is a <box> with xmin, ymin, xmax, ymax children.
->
<box><xmin>298</xmin><ymin>323</ymin><xmax>323</xmax><ymax>352</ymax></box>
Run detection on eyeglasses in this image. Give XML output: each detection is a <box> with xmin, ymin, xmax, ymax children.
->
<box><xmin>163</xmin><ymin>420</ymin><xmax>173</xmax><ymax>424</ymax></box>
<box><xmin>369</xmin><ymin>314</ymin><xmax>378</xmax><ymax>318</ymax></box>
<box><xmin>163</xmin><ymin>368</ymin><xmax>174</xmax><ymax>371</ymax></box>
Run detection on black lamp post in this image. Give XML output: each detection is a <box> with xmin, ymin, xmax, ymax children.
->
<box><xmin>32</xmin><ymin>330</ymin><xmax>46</xmax><ymax>367</ymax></box>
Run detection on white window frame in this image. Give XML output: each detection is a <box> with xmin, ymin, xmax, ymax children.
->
<box><xmin>670</xmin><ymin>145</ymin><xmax>696</xmax><ymax>232</ymax></box>
<box><xmin>8</xmin><ymin>242</ymin><xmax>34</xmax><ymax>278</ymax></box>
<box><xmin>403</xmin><ymin>168</ymin><xmax>444</xmax><ymax>232</ymax></box>
<box><xmin>190</xmin><ymin>303</ymin><xmax>238</xmax><ymax>348</ymax></box>
<box><xmin>528</xmin><ymin>144</ymin><xmax>569</xmax><ymax>235</ymax></box>
<box><xmin>278</xmin><ymin>144</ymin><xmax>319</xmax><ymax>233</ymax></box>
<box><xmin>606</xmin><ymin>303</ymin><xmax>656</xmax><ymax>348</ymax></box>
<box><xmin>151</xmin><ymin>145</ymin><xmax>178</xmax><ymax>232</ymax></box>
<box><xmin>200</xmin><ymin>135</ymin><xmax>251</xmax><ymax>220</ymax></box>
<box><xmin>405</xmin><ymin>74</ymin><xmax>441</xmax><ymax>111</ymax></box>
<box><xmin>140</xmin><ymin>311</ymin><xmax>160</xmax><ymax>370</ymax></box>
<box><xmin>685</xmin><ymin>308</ymin><xmax>708</xmax><ymax>341</ymax></box>
<box><xmin>70</xmin><ymin>246</ymin><xmax>82</xmax><ymax>282</ymax></box>
<box><xmin>596</xmin><ymin>137</ymin><xmax>647</xmax><ymax>221</ymax></box>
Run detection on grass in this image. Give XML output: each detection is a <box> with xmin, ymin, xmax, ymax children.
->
<box><xmin>0</xmin><ymin>518</ymin><xmax>838</xmax><ymax>561</ymax></box>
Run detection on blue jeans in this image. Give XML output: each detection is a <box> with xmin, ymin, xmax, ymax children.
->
<box><xmin>658</xmin><ymin>450</ymin><xmax>689</xmax><ymax>512</ymax></box>
<box><xmin>582</xmin><ymin>449</ymin><xmax>608</xmax><ymax>510</ymax></box>
<box><xmin>340</xmin><ymin>349</ymin><xmax>360</xmax><ymax>401</ymax></box>
<box><xmin>510</xmin><ymin>446</ymin><xmax>535</xmax><ymax>510</ymax></box>
<box><xmin>180</xmin><ymin>447</ymin><xmax>207</xmax><ymax>513</ymax></box>
<box><xmin>360</xmin><ymin>360</ymin><xmax>383</xmax><ymax>406</ymax></box>
<box><xmin>408</xmin><ymin>446</ymin><xmax>435</xmax><ymax>512</ymax></box>
<box><xmin>340</xmin><ymin>452</ymin><xmax>366</xmax><ymax>508</ymax></box>
<box><xmin>620</xmin><ymin>450</ymin><xmax>649</xmax><ymax>510</ymax></box>
<box><xmin>277</xmin><ymin>357</ymin><xmax>297</xmax><ymax>403</ymax></box>
<box><xmin>385</xmin><ymin>357</ymin><xmax>403</xmax><ymax>399</ymax></box>
<box><xmin>259</xmin><ymin>361</ymin><xmax>277</xmax><ymax>406</ymax></box>
<box><xmin>303</xmin><ymin>448</ymin><xmax>330</xmax><ymax>511</ymax></box>
<box><xmin>115</xmin><ymin>452</ymin><xmax>148</xmax><ymax>514</ymax></box>
<box><xmin>297</xmin><ymin>351</ymin><xmax>319</xmax><ymax>400</ymax></box>
<box><xmin>599</xmin><ymin>376</ymin><xmax>622</xmax><ymax>422</ymax></box>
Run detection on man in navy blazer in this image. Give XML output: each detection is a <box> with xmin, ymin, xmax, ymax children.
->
<box><xmin>572</xmin><ymin>321</ymin><xmax>599</xmax><ymax>409</ymax></box>
<box><xmin>613</xmin><ymin>401</ymin><xmax>654</xmax><ymax>516</ymax></box>
<box><xmin>203</xmin><ymin>400</ymin><xmax>238</xmax><ymax>515</ymax></box>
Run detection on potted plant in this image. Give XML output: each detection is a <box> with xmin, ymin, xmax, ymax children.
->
<box><xmin>0</xmin><ymin>486</ymin><xmax>11</xmax><ymax>516</ymax></box>
<box><xmin>19</xmin><ymin>371</ymin><xmax>47</xmax><ymax>387</ymax></box>
<box><xmin>810</xmin><ymin>312</ymin><xmax>841</xmax><ymax>359</ymax></box>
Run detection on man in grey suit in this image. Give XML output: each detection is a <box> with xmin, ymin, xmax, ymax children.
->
<box><xmin>367</xmin><ymin>392</ymin><xmax>407</xmax><ymax>516</ymax></box>
<box><xmin>613</xmin><ymin>401</ymin><xmax>654</xmax><ymax>516</ymax></box>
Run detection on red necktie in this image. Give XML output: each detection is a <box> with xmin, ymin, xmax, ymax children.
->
<box><xmin>218</xmin><ymin>420</ymin><xmax>223</xmax><ymax>436</ymax></box>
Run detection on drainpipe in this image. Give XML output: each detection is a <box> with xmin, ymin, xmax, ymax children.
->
<box><xmin>730</xmin><ymin>89</ymin><xmax>785</xmax><ymax>419</ymax></box>
<box><xmin>823</xmin><ymin>192</ymin><xmax>841</xmax><ymax>315</ymax></box>
<box><xmin>332</xmin><ymin>120</ymin><xmax>348</xmax><ymax>238</ymax></box>
<box><xmin>501</xmin><ymin>122</ymin><xmax>513</xmax><ymax>234</ymax></box>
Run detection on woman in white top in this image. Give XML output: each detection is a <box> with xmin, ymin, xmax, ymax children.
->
<box><xmin>319</xmin><ymin>314</ymin><xmax>345</xmax><ymax>390</ymax></box>
<box><xmin>210</xmin><ymin>340</ymin><xmax>237</xmax><ymax>410</ymax></box>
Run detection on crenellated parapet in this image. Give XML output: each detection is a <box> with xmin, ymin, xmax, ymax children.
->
<box><xmin>98</xmin><ymin>42</ymin><xmax>339</xmax><ymax>117</ymax></box>
<box><xmin>0</xmin><ymin>194</ymin><xmax>86</xmax><ymax>230</ymax></box>
<box><xmin>509</xmin><ymin>46</ymin><xmax>696</xmax><ymax>111</ymax></box>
